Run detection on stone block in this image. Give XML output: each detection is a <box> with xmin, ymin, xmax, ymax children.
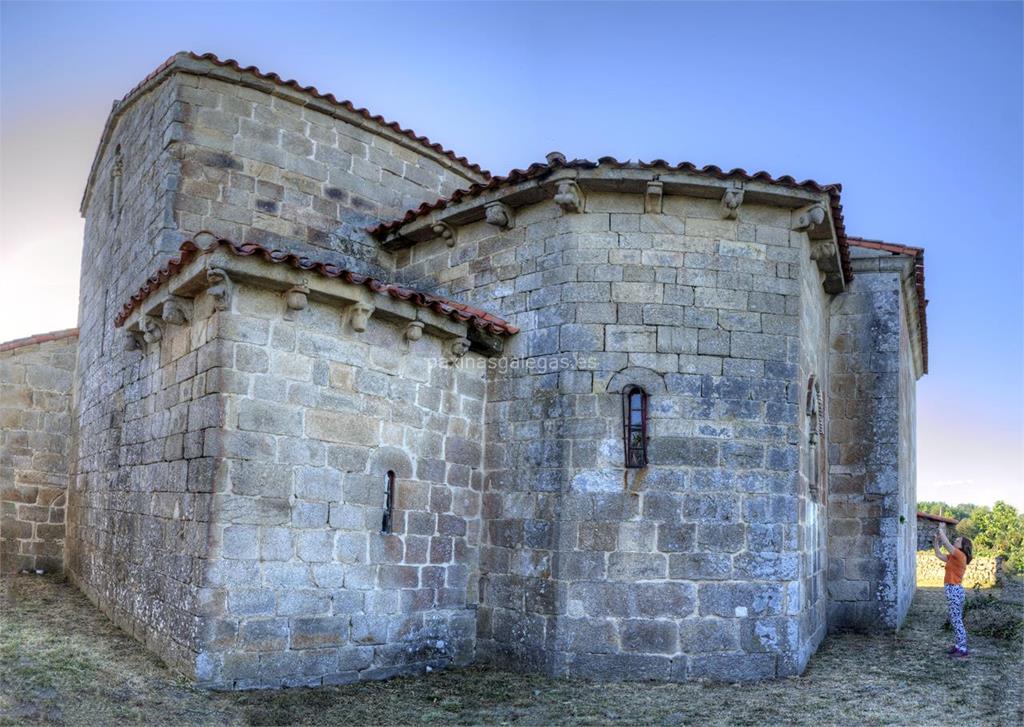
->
<box><xmin>608</xmin><ymin>552</ymin><xmax>667</xmax><ymax>581</ymax></box>
<box><xmin>698</xmin><ymin>583</ymin><xmax>784</xmax><ymax>618</ymax></box>
<box><xmin>552</xmin><ymin>618</ymin><xmax>617</xmax><ymax>654</ymax></box>
<box><xmin>678</xmin><ymin>618</ymin><xmax>740</xmax><ymax>652</ymax></box>
<box><xmin>668</xmin><ymin>553</ymin><xmax>732</xmax><ymax>580</ymax></box>
<box><xmin>689</xmin><ymin>654</ymin><xmax>777</xmax><ymax>681</ymax></box>
<box><xmin>648</xmin><ymin>437</ymin><xmax>719</xmax><ymax>467</ymax></box>
<box><xmin>618</xmin><ymin>619</ymin><xmax>678</xmax><ymax>654</ymax></box>
<box><xmin>290</xmin><ymin>616</ymin><xmax>347</xmax><ymax>649</ymax></box>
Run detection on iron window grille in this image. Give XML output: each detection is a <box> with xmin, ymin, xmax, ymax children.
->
<box><xmin>622</xmin><ymin>385</ymin><xmax>648</xmax><ymax>468</ymax></box>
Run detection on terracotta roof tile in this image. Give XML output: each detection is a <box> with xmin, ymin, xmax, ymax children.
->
<box><xmin>917</xmin><ymin>511</ymin><xmax>957</xmax><ymax>525</ymax></box>
<box><xmin>369</xmin><ymin>155</ymin><xmax>853</xmax><ymax>284</ymax></box>
<box><xmin>0</xmin><ymin>328</ymin><xmax>79</xmax><ymax>354</ymax></box>
<box><xmin>848</xmin><ymin>237</ymin><xmax>929</xmax><ymax>374</ymax></box>
<box><xmin>113</xmin><ymin>238</ymin><xmax>518</xmax><ymax>336</ymax></box>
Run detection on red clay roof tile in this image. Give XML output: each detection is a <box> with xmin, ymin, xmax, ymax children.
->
<box><xmin>113</xmin><ymin>238</ymin><xmax>518</xmax><ymax>336</ymax></box>
<box><xmin>848</xmin><ymin>237</ymin><xmax>929</xmax><ymax>374</ymax></box>
<box><xmin>368</xmin><ymin>155</ymin><xmax>853</xmax><ymax>285</ymax></box>
<box><xmin>917</xmin><ymin>511</ymin><xmax>957</xmax><ymax>525</ymax></box>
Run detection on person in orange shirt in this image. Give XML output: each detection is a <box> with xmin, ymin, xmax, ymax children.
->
<box><xmin>932</xmin><ymin>521</ymin><xmax>974</xmax><ymax>658</ymax></box>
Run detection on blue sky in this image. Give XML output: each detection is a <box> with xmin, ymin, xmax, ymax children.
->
<box><xmin>1</xmin><ymin>1</ymin><xmax>1021</xmax><ymax>506</ymax></box>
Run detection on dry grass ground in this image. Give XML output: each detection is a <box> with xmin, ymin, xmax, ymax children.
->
<box><xmin>1</xmin><ymin>575</ymin><xmax>1021</xmax><ymax>726</ymax></box>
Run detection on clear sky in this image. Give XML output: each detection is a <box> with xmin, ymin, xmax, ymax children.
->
<box><xmin>1</xmin><ymin>1</ymin><xmax>1021</xmax><ymax>507</ymax></box>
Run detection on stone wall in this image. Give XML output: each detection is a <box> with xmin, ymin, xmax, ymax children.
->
<box><xmin>916</xmin><ymin>552</ymin><xmax>997</xmax><ymax>588</ymax></box>
<box><xmin>826</xmin><ymin>250</ymin><xmax>919</xmax><ymax>630</ymax></box>
<box><xmin>67</xmin><ymin>70</ymin><xmax>202</xmax><ymax>674</ymax></box>
<box><xmin>193</xmin><ymin>284</ymin><xmax>486</xmax><ymax>689</ymax></box>
<box><xmin>69</xmin><ymin>55</ymin><xmax>485</xmax><ymax>679</ymax></box>
<box><xmin>0</xmin><ymin>330</ymin><xmax>78</xmax><ymax>573</ymax></box>
<box><xmin>399</xmin><ymin>189</ymin><xmax>833</xmax><ymax>680</ymax></box>
<box><xmin>168</xmin><ymin>55</ymin><xmax>482</xmax><ymax>279</ymax></box>
<box><xmin>792</xmin><ymin>220</ymin><xmax>830</xmax><ymax>672</ymax></box>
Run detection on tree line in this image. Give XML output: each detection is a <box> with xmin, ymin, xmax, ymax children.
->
<box><xmin>919</xmin><ymin>500</ymin><xmax>1024</xmax><ymax>573</ymax></box>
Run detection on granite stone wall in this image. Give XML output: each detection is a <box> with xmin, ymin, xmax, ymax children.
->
<box><xmin>826</xmin><ymin>250</ymin><xmax>918</xmax><ymax>630</ymax></box>
<box><xmin>398</xmin><ymin>190</ymin><xmax>833</xmax><ymax>680</ymax></box>
<box><xmin>0</xmin><ymin>331</ymin><xmax>78</xmax><ymax>574</ymax></box>
<box><xmin>69</xmin><ymin>57</ymin><xmax>486</xmax><ymax>680</ymax></box>
<box><xmin>194</xmin><ymin>285</ymin><xmax>486</xmax><ymax>689</ymax></box>
<box><xmin>66</xmin><ymin>73</ymin><xmax>198</xmax><ymax>671</ymax></box>
<box><xmin>167</xmin><ymin>56</ymin><xmax>482</xmax><ymax>279</ymax></box>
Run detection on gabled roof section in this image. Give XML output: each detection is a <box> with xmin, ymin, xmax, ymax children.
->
<box><xmin>0</xmin><ymin>328</ymin><xmax>79</xmax><ymax>354</ymax></box>
<box><xmin>848</xmin><ymin>236</ymin><xmax>929</xmax><ymax>374</ymax></box>
<box><xmin>113</xmin><ymin>237</ymin><xmax>518</xmax><ymax>336</ymax></box>
<box><xmin>917</xmin><ymin>511</ymin><xmax>957</xmax><ymax>525</ymax></box>
<box><xmin>369</xmin><ymin>155</ymin><xmax>853</xmax><ymax>285</ymax></box>
<box><xmin>81</xmin><ymin>51</ymin><xmax>490</xmax><ymax>215</ymax></box>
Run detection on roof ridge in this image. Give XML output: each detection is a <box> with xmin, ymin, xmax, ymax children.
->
<box><xmin>0</xmin><ymin>328</ymin><xmax>79</xmax><ymax>354</ymax></box>
<box><xmin>114</xmin><ymin>236</ymin><xmax>518</xmax><ymax>336</ymax></box>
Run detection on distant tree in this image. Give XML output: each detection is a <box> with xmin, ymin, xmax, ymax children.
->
<box><xmin>968</xmin><ymin>502</ymin><xmax>1024</xmax><ymax>573</ymax></box>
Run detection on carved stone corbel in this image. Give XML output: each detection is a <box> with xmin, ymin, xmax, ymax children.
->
<box><xmin>792</xmin><ymin>203</ymin><xmax>827</xmax><ymax>232</ymax></box>
<box><xmin>348</xmin><ymin>302</ymin><xmax>374</xmax><ymax>333</ymax></box>
<box><xmin>206</xmin><ymin>267</ymin><xmax>233</xmax><ymax>312</ymax></box>
<box><xmin>446</xmin><ymin>337</ymin><xmax>471</xmax><ymax>364</ymax></box>
<box><xmin>431</xmin><ymin>222</ymin><xmax>456</xmax><ymax>247</ymax></box>
<box><xmin>810</xmin><ymin>240</ymin><xmax>838</xmax><ymax>262</ymax></box>
<box><xmin>484</xmin><ymin>201</ymin><xmax>513</xmax><ymax>229</ymax></box>
<box><xmin>645</xmin><ymin>181</ymin><xmax>663</xmax><ymax>214</ymax></box>
<box><xmin>142</xmin><ymin>316</ymin><xmax>164</xmax><ymax>344</ymax></box>
<box><xmin>161</xmin><ymin>296</ymin><xmax>192</xmax><ymax>326</ymax></box>
<box><xmin>284</xmin><ymin>282</ymin><xmax>310</xmax><ymax>321</ymax></box>
<box><xmin>554</xmin><ymin>180</ymin><xmax>584</xmax><ymax>213</ymax></box>
<box><xmin>720</xmin><ymin>182</ymin><xmax>744</xmax><ymax>220</ymax></box>
<box><xmin>404</xmin><ymin>321</ymin><xmax>425</xmax><ymax>342</ymax></box>
<box><xmin>126</xmin><ymin>329</ymin><xmax>146</xmax><ymax>351</ymax></box>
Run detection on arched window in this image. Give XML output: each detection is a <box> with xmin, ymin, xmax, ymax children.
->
<box><xmin>381</xmin><ymin>470</ymin><xmax>396</xmax><ymax>533</ymax></box>
<box><xmin>622</xmin><ymin>386</ymin><xmax>648</xmax><ymax>468</ymax></box>
<box><xmin>805</xmin><ymin>375</ymin><xmax>826</xmax><ymax>500</ymax></box>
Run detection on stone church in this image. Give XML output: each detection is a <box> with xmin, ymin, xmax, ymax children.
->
<box><xmin>0</xmin><ymin>52</ymin><xmax>929</xmax><ymax>688</ymax></box>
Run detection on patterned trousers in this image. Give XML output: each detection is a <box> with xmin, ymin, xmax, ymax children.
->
<box><xmin>945</xmin><ymin>584</ymin><xmax>967</xmax><ymax>651</ymax></box>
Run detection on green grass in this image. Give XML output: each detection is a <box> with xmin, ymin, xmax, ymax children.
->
<box><xmin>2</xmin><ymin>575</ymin><xmax>1022</xmax><ymax>726</ymax></box>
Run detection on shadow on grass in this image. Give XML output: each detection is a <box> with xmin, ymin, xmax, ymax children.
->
<box><xmin>2</xmin><ymin>577</ymin><xmax>1021</xmax><ymax>726</ymax></box>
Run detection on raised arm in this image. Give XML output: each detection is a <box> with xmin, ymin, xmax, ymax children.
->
<box><xmin>933</xmin><ymin>531</ymin><xmax>948</xmax><ymax>562</ymax></box>
<box><xmin>938</xmin><ymin>522</ymin><xmax>955</xmax><ymax>552</ymax></box>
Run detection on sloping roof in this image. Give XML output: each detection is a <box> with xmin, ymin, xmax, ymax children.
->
<box><xmin>0</xmin><ymin>328</ymin><xmax>79</xmax><ymax>354</ymax></box>
<box><xmin>848</xmin><ymin>237</ymin><xmax>929</xmax><ymax>374</ymax></box>
<box><xmin>917</xmin><ymin>511</ymin><xmax>957</xmax><ymax>525</ymax></box>
<box><xmin>81</xmin><ymin>51</ymin><xmax>489</xmax><ymax>214</ymax></box>
<box><xmin>113</xmin><ymin>238</ymin><xmax>518</xmax><ymax>336</ymax></box>
<box><xmin>369</xmin><ymin>155</ymin><xmax>853</xmax><ymax>285</ymax></box>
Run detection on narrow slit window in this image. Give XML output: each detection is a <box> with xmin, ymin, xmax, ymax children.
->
<box><xmin>110</xmin><ymin>145</ymin><xmax>123</xmax><ymax>222</ymax></box>
<box><xmin>381</xmin><ymin>470</ymin><xmax>396</xmax><ymax>533</ymax></box>
<box><xmin>622</xmin><ymin>386</ymin><xmax>648</xmax><ymax>468</ymax></box>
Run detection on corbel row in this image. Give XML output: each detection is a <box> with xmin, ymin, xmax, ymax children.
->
<box><xmin>124</xmin><ymin>263</ymin><xmax>475</xmax><ymax>365</ymax></box>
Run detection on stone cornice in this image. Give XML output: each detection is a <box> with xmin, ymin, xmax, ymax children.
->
<box><xmin>380</xmin><ymin>168</ymin><xmax>846</xmax><ymax>293</ymax></box>
<box><xmin>118</xmin><ymin>246</ymin><xmax>505</xmax><ymax>357</ymax></box>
